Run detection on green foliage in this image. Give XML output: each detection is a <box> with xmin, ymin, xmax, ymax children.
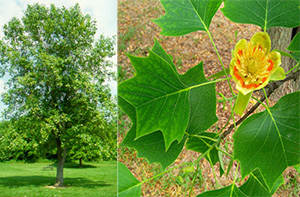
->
<box><xmin>119</xmin><ymin>40</ymin><xmax>217</xmax><ymax>150</ymax></box>
<box><xmin>287</xmin><ymin>32</ymin><xmax>300</xmax><ymax>63</ymax></box>
<box><xmin>68</xmin><ymin>132</ymin><xmax>117</xmax><ymax>162</ymax></box>
<box><xmin>234</xmin><ymin>92</ymin><xmax>300</xmax><ymax>190</ymax></box>
<box><xmin>0</xmin><ymin>3</ymin><xmax>116</xmax><ymax>184</ymax></box>
<box><xmin>0</xmin><ymin>121</ymin><xmax>40</xmax><ymax>162</ymax></box>
<box><xmin>197</xmin><ymin>185</ymin><xmax>247</xmax><ymax>197</ymax></box>
<box><xmin>288</xmin><ymin>32</ymin><xmax>300</xmax><ymax>52</ymax></box>
<box><xmin>119</xmin><ymin>0</ymin><xmax>300</xmax><ymax>195</ymax></box>
<box><xmin>154</xmin><ymin>0</ymin><xmax>222</xmax><ymax>35</ymax></box>
<box><xmin>120</xmin><ymin>97</ymin><xmax>185</xmax><ymax>169</ymax></box>
<box><xmin>198</xmin><ymin>169</ymin><xmax>284</xmax><ymax>196</ymax></box>
<box><xmin>222</xmin><ymin>0</ymin><xmax>300</xmax><ymax>30</ymax></box>
<box><xmin>239</xmin><ymin>170</ymin><xmax>284</xmax><ymax>197</ymax></box>
<box><xmin>118</xmin><ymin>162</ymin><xmax>141</xmax><ymax>197</ymax></box>
<box><xmin>186</xmin><ymin>132</ymin><xmax>219</xmax><ymax>166</ymax></box>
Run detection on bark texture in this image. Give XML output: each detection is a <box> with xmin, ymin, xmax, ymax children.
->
<box><xmin>79</xmin><ymin>158</ymin><xmax>83</xmax><ymax>167</ymax></box>
<box><xmin>55</xmin><ymin>138</ymin><xmax>66</xmax><ymax>187</ymax></box>
<box><xmin>267</xmin><ymin>27</ymin><xmax>300</xmax><ymax>101</ymax></box>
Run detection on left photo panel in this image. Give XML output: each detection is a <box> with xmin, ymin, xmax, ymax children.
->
<box><xmin>0</xmin><ymin>0</ymin><xmax>117</xmax><ymax>196</ymax></box>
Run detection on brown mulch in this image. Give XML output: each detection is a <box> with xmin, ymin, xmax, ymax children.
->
<box><xmin>118</xmin><ymin>0</ymin><xmax>299</xmax><ymax>196</ymax></box>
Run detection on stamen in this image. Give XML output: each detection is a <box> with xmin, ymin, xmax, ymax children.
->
<box><xmin>267</xmin><ymin>60</ymin><xmax>274</xmax><ymax>71</ymax></box>
<box><xmin>238</xmin><ymin>50</ymin><xmax>243</xmax><ymax>56</ymax></box>
<box><xmin>253</xmin><ymin>47</ymin><xmax>256</xmax><ymax>54</ymax></box>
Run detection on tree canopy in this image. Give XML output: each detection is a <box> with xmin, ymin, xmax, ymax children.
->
<box><xmin>0</xmin><ymin>3</ymin><xmax>116</xmax><ymax>186</ymax></box>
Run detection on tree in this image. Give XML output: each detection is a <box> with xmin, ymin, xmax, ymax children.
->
<box><xmin>0</xmin><ymin>4</ymin><xmax>115</xmax><ymax>186</ymax></box>
<box><xmin>68</xmin><ymin>104</ymin><xmax>117</xmax><ymax>166</ymax></box>
<box><xmin>0</xmin><ymin>120</ymin><xmax>40</xmax><ymax>162</ymax></box>
<box><xmin>267</xmin><ymin>27</ymin><xmax>300</xmax><ymax>100</ymax></box>
<box><xmin>68</xmin><ymin>129</ymin><xmax>117</xmax><ymax>167</ymax></box>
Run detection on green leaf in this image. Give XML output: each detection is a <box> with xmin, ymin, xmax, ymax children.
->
<box><xmin>226</xmin><ymin>158</ymin><xmax>234</xmax><ymax>176</ymax></box>
<box><xmin>124</xmin><ymin>130</ymin><xmax>186</xmax><ymax>169</ymax></box>
<box><xmin>186</xmin><ymin>132</ymin><xmax>219</xmax><ymax>165</ymax></box>
<box><xmin>118</xmin><ymin>162</ymin><xmax>141</xmax><ymax>197</ymax></box>
<box><xmin>154</xmin><ymin>0</ymin><xmax>222</xmax><ymax>36</ymax></box>
<box><xmin>287</xmin><ymin>32</ymin><xmax>300</xmax><ymax>63</ymax></box>
<box><xmin>119</xmin><ymin>41</ymin><xmax>217</xmax><ymax>150</ymax></box>
<box><xmin>179</xmin><ymin>63</ymin><xmax>217</xmax><ymax>134</ymax></box>
<box><xmin>119</xmin><ymin>96</ymin><xmax>185</xmax><ymax>169</ymax></box>
<box><xmin>234</xmin><ymin>91</ymin><xmax>300</xmax><ymax>190</ymax></box>
<box><xmin>197</xmin><ymin>185</ymin><xmax>247</xmax><ymax>197</ymax></box>
<box><xmin>290</xmin><ymin>52</ymin><xmax>300</xmax><ymax>63</ymax></box>
<box><xmin>207</xmin><ymin>68</ymin><xmax>230</xmax><ymax>80</ymax></box>
<box><xmin>287</xmin><ymin>32</ymin><xmax>300</xmax><ymax>52</ymax></box>
<box><xmin>239</xmin><ymin>169</ymin><xmax>284</xmax><ymax>196</ymax></box>
<box><xmin>222</xmin><ymin>0</ymin><xmax>300</xmax><ymax>30</ymax></box>
<box><xmin>218</xmin><ymin>150</ymin><xmax>225</xmax><ymax>177</ymax></box>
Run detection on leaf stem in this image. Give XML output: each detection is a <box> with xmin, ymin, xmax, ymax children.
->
<box><xmin>263</xmin><ymin>88</ymin><xmax>269</xmax><ymax>107</ymax></box>
<box><xmin>218</xmin><ymin>99</ymin><xmax>235</xmax><ymax>136</ymax></box>
<box><xmin>205</xmin><ymin>29</ymin><xmax>235</xmax><ymax>96</ymax></box>
<box><xmin>215</xmin><ymin>146</ymin><xmax>233</xmax><ymax>158</ymax></box>
<box><xmin>273</xmin><ymin>49</ymin><xmax>294</xmax><ymax>59</ymax></box>
<box><xmin>188</xmin><ymin>133</ymin><xmax>219</xmax><ymax>142</ymax></box>
<box><xmin>195</xmin><ymin>14</ymin><xmax>235</xmax><ymax>96</ymax></box>
<box><xmin>264</xmin><ymin>0</ymin><xmax>269</xmax><ymax>32</ymax></box>
<box><xmin>230</xmin><ymin>162</ymin><xmax>240</xmax><ymax>197</ymax></box>
<box><xmin>286</xmin><ymin>62</ymin><xmax>299</xmax><ymax>75</ymax></box>
<box><xmin>187</xmin><ymin>77</ymin><xmax>229</xmax><ymax>91</ymax></box>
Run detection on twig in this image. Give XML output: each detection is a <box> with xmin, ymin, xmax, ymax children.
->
<box><xmin>221</xmin><ymin>69</ymin><xmax>300</xmax><ymax>139</ymax></box>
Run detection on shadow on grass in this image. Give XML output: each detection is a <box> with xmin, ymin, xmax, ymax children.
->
<box><xmin>0</xmin><ymin>176</ymin><xmax>111</xmax><ymax>188</ymax></box>
<box><xmin>49</xmin><ymin>162</ymin><xmax>97</xmax><ymax>169</ymax></box>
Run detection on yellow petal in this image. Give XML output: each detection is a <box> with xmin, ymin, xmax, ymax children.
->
<box><xmin>250</xmin><ymin>32</ymin><xmax>271</xmax><ymax>54</ymax></box>
<box><xmin>270</xmin><ymin>66</ymin><xmax>286</xmax><ymax>81</ymax></box>
<box><xmin>233</xmin><ymin>39</ymin><xmax>247</xmax><ymax>56</ymax></box>
<box><xmin>268</xmin><ymin>51</ymin><xmax>282</xmax><ymax>72</ymax></box>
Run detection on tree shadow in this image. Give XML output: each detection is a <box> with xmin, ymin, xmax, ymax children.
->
<box><xmin>49</xmin><ymin>162</ymin><xmax>97</xmax><ymax>169</ymax></box>
<box><xmin>0</xmin><ymin>176</ymin><xmax>111</xmax><ymax>188</ymax></box>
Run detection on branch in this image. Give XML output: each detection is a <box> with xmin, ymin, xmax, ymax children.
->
<box><xmin>221</xmin><ymin>69</ymin><xmax>300</xmax><ymax>139</ymax></box>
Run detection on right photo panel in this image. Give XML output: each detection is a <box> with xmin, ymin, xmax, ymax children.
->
<box><xmin>118</xmin><ymin>0</ymin><xmax>300</xmax><ymax>196</ymax></box>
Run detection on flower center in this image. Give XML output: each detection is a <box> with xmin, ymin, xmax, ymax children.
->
<box><xmin>233</xmin><ymin>42</ymin><xmax>273</xmax><ymax>89</ymax></box>
<box><xmin>246</xmin><ymin>57</ymin><xmax>258</xmax><ymax>74</ymax></box>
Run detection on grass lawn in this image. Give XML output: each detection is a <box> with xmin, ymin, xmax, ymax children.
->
<box><xmin>0</xmin><ymin>160</ymin><xmax>117</xmax><ymax>197</ymax></box>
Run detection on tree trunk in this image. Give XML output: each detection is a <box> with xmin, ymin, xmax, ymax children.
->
<box><xmin>267</xmin><ymin>27</ymin><xmax>300</xmax><ymax>101</ymax></box>
<box><xmin>55</xmin><ymin>138</ymin><xmax>66</xmax><ymax>187</ymax></box>
<box><xmin>79</xmin><ymin>157</ymin><xmax>83</xmax><ymax>167</ymax></box>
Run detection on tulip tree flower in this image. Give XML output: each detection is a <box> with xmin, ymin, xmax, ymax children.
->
<box><xmin>230</xmin><ymin>32</ymin><xmax>286</xmax><ymax>115</ymax></box>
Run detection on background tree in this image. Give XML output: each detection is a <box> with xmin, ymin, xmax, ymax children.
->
<box><xmin>267</xmin><ymin>27</ymin><xmax>300</xmax><ymax>100</ymax></box>
<box><xmin>0</xmin><ymin>3</ymin><xmax>115</xmax><ymax>187</ymax></box>
<box><xmin>0</xmin><ymin>120</ymin><xmax>40</xmax><ymax>162</ymax></box>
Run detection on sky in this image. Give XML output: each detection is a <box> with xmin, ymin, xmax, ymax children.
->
<box><xmin>0</xmin><ymin>0</ymin><xmax>117</xmax><ymax>115</ymax></box>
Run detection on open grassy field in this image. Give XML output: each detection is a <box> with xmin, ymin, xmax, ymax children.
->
<box><xmin>0</xmin><ymin>160</ymin><xmax>117</xmax><ymax>197</ymax></box>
